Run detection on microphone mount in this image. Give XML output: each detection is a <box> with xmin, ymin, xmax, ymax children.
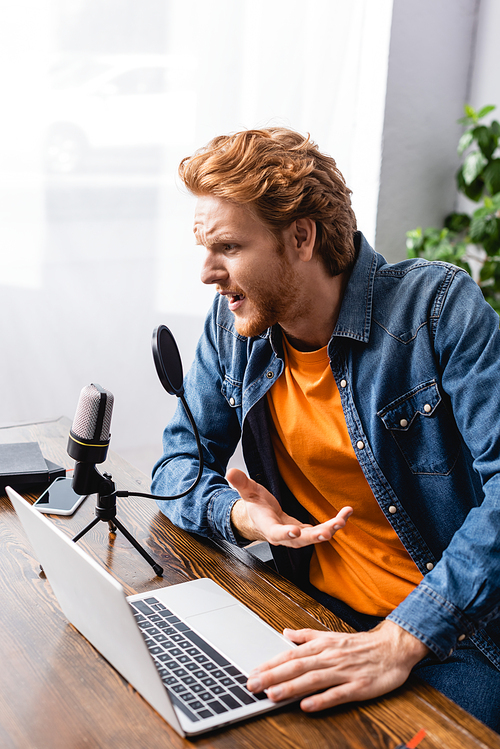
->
<box><xmin>71</xmin><ymin>465</ymin><xmax>163</xmax><ymax>577</ymax></box>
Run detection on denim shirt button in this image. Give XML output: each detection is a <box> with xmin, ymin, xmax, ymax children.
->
<box><xmin>229</xmin><ymin>397</ymin><xmax>235</xmax><ymax>406</ymax></box>
<box><xmin>458</xmin><ymin>634</ymin><xmax>466</xmax><ymax>642</ymax></box>
<box><xmin>356</xmin><ymin>440</ymin><xmax>365</xmax><ymax>450</ymax></box>
<box><xmin>424</xmin><ymin>403</ymin><xmax>432</xmax><ymax>413</ymax></box>
<box><xmin>399</xmin><ymin>418</ymin><xmax>408</xmax><ymax>427</ymax></box>
<box><xmin>340</xmin><ymin>379</ymin><xmax>347</xmax><ymax>388</ymax></box>
<box><xmin>388</xmin><ymin>505</ymin><xmax>397</xmax><ymax>514</ymax></box>
<box><xmin>426</xmin><ymin>562</ymin><xmax>434</xmax><ymax>571</ymax></box>
<box><xmin>266</xmin><ymin>371</ymin><xmax>274</xmax><ymax>379</ymax></box>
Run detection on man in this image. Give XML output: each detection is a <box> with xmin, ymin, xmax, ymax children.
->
<box><xmin>152</xmin><ymin>128</ymin><xmax>500</xmax><ymax>731</ymax></box>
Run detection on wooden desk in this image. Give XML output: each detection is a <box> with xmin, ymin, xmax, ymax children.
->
<box><xmin>1</xmin><ymin>417</ymin><xmax>499</xmax><ymax>749</ymax></box>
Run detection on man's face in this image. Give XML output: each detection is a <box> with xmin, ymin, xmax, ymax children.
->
<box><xmin>194</xmin><ymin>195</ymin><xmax>304</xmax><ymax>338</ymax></box>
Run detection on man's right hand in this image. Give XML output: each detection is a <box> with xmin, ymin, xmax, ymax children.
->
<box><xmin>226</xmin><ymin>468</ymin><xmax>352</xmax><ymax>548</ymax></box>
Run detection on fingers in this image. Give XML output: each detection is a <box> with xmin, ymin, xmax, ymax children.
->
<box><xmin>226</xmin><ymin>468</ymin><xmax>264</xmax><ymax>500</ymax></box>
<box><xmin>247</xmin><ymin>624</ymin><xmax>416</xmax><ymax>713</ymax></box>
<box><xmin>226</xmin><ymin>468</ymin><xmax>353</xmax><ymax>548</ymax></box>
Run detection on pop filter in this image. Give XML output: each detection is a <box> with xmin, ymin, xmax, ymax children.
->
<box><xmin>152</xmin><ymin>325</ymin><xmax>184</xmax><ymax>397</ymax></box>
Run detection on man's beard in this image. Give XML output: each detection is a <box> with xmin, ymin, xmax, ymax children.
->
<box><xmin>229</xmin><ymin>257</ymin><xmax>305</xmax><ymax>338</ymax></box>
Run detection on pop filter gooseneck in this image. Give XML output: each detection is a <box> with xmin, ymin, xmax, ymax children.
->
<box><xmin>116</xmin><ymin>325</ymin><xmax>204</xmax><ymax>501</ymax></box>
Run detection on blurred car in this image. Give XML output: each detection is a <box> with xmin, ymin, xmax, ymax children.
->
<box><xmin>44</xmin><ymin>55</ymin><xmax>196</xmax><ymax>173</ymax></box>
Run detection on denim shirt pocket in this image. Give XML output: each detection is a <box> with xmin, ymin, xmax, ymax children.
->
<box><xmin>221</xmin><ymin>376</ymin><xmax>243</xmax><ymax>410</ymax></box>
<box><xmin>377</xmin><ymin>380</ymin><xmax>460</xmax><ymax>475</ymax></box>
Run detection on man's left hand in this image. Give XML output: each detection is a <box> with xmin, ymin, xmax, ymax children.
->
<box><xmin>246</xmin><ymin>620</ymin><xmax>429</xmax><ymax>711</ymax></box>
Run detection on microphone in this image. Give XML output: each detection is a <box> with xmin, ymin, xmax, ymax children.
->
<box><xmin>66</xmin><ymin>325</ymin><xmax>203</xmax><ymax>502</ymax></box>
<box><xmin>68</xmin><ymin>384</ymin><xmax>114</xmax><ymax>464</ymax></box>
<box><xmin>67</xmin><ymin>384</ymin><xmax>115</xmax><ymax>496</ymax></box>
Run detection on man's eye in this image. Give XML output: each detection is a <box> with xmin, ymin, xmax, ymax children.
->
<box><xmin>223</xmin><ymin>244</ymin><xmax>238</xmax><ymax>252</ymax></box>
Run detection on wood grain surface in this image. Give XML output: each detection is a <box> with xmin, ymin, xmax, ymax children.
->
<box><xmin>0</xmin><ymin>417</ymin><xmax>499</xmax><ymax>749</ymax></box>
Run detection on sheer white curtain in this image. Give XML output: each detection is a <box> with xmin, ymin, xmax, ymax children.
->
<box><xmin>0</xmin><ymin>0</ymin><xmax>392</xmax><ymax>472</ymax></box>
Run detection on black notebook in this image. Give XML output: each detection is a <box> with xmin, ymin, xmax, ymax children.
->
<box><xmin>0</xmin><ymin>442</ymin><xmax>65</xmax><ymax>493</ymax></box>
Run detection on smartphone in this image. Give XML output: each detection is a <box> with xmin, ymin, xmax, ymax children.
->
<box><xmin>34</xmin><ymin>476</ymin><xmax>88</xmax><ymax>516</ymax></box>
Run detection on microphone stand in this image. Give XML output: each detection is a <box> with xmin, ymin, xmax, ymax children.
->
<box><xmin>71</xmin><ymin>463</ymin><xmax>163</xmax><ymax>577</ymax></box>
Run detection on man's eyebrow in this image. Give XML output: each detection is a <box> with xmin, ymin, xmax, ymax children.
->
<box><xmin>194</xmin><ymin>232</ymin><xmax>239</xmax><ymax>247</ymax></box>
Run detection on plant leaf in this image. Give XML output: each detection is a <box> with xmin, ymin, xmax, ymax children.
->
<box><xmin>482</xmin><ymin>159</ymin><xmax>500</xmax><ymax>195</ymax></box>
<box><xmin>462</xmin><ymin>151</ymin><xmax>488</xmax><ymax>185</ymax></box>
<box><xmin>458</xmin><ymin>131</ymin><xmax>474</xmax><ymax>154</ymax></box>
<box><xmin>477</xmin><ymin>104</ymin><xmax>496</xmax><ymax>119</ymax></box>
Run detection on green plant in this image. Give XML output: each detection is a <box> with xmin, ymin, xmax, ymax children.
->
<box><xmin>406</xmin><ymin>104</ymin><xmax>500</xmax><ymax>314</ymax></box>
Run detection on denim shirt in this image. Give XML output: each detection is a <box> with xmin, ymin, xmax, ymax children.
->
<box><xmin>152</xmin><ymin>232</ymin><xmax>500</xmax><ymax>668</ymax></box>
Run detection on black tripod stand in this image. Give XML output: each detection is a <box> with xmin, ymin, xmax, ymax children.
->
<box><xmin>71</xmin><ymin>464</ymin><xmax>163</xmax><ymax>577</ymax></box>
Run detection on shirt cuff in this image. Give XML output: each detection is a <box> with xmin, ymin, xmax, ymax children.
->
<box><xmin>387</xmin><ymin>582</ymin><xmax>475</xmax><ymax>661</ymax></box>
<box><xmin>207</xmin><ymin>487</ymin><xmax>243</xmax><ymax>545</ymax></box>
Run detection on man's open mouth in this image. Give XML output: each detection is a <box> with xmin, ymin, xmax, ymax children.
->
<box><xmin>223</xmin><ymin>292</ymin><xmax>245</xmax><ymax>311</ymax></box>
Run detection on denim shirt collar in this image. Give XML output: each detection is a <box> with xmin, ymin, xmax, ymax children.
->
<box><xmin>332</xmin><ymin>232</ymin><xmax>382</xmax><ymax>344</ymax></box>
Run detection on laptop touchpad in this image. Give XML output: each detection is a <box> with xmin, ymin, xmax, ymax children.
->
<box><xmin>186</xmin><ymin>604</ymin><xmax>293</xmax><ymax>675</ymax></box>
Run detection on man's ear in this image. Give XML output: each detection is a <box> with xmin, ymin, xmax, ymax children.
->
<box><xmin>294</xmin><ymin>218</ymin><xmax>317</xmax><ymax>261</ymax></box>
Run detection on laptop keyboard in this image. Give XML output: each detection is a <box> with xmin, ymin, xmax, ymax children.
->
<box><xmin>130</xmin><ymin>596</ymin><xmax>268</xmax><ymax>723</ymax></box>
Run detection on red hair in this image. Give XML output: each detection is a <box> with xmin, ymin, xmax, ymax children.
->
<box><xmin>179</xmin><ymin>128</ymin><xmax>357</xmax><ymax>275</ymax></box>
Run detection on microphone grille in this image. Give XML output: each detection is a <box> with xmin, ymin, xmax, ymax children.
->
<box><xmin>71</xmin><ymin>384</ymin><xmax>114</xmax><ymax>441</ymax></box>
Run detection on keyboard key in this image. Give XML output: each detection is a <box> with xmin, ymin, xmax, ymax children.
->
<box><xmin>212</xmin><ymin>669</ymin><xmax>226</xmax><ymax>679</ymax></box>
<box><xmin>154</xmin><ymin>634</ymin><xmax>169</xmax><ymax>643</ymax></box>
<box><xmin>149</xmin><ymin>646</ymin><xmax>164</xmax><ymax>655</ymax></box>
<box><xmin>219</xmin><ymin>677</ymin><xmax>234</xmax><ymax>687</ymax></box>
<box><xmin>180</xmin><ymin>676</ymin><xmax>197</xmax><ymax>686</ymax></box>
<box><xmin>198</xmin><ymin>691</ymin><xmax>213</xmax><ymax>701</ymax></box>
<box><xmin>224</xmin><ymin>665</ymin><xmax>241</xmax><ymax>676</ymax></box>
<box><xmin>131</xmin><ymin>600</ymin><xmax>154</xmax><ymax>615</ymax></box>
<box><xmin>206</xmin><ymin>700</ymin><xmax>228</xmax><ymax>715</ymax></box>
<box><xmin>144</xmin><ymin>597</ymin><xmax>159</xmax><ymax>605</ymax></box>
<box><xmin>235</xmin><ymin>674</ymin><xmax>248</xmax><ymax>684</ymax></box>
<box><xmin>198</xmin><ymin>709</ymin><xmax>213</xmax><ymax>719</ymax></box>
<box><xmin>171</xmin><ymin>683</ymin><xmax>187</xmax><ymax>694</ymax></box>
<box><xmin>220</xmin><ymin>694</ymin><xmax>240</xmax><ymax>710</ymax></box>
<box><xmin>186</xmin><ymin>648</ymin><xmax>200</xmax><ymax>656</ymax></box>
<box><xmin>229</xmin><ymin>686</ymin><xmax>257</xmax><ymax>705</ymax></box>
<box><xmin>191</xmin><ymin>683</ymin><xmax>205</xmax><ymax>693</ymax></box>
<box><xmin>194</xmin><ymin>655</ymin><xmax>209</xmax><ymax>664</ymax></box>
<box><xmin>179</xmin><ymin>692</ymin><xmax>197</xmax><ymax>702</ymax></box>
<box><xmin>193</xmin><ymin>670</ymin><xmax>207</xmax><ymax>679</ymax></box>
<box><xmin>157</xmin><ymin>653</ymin><xmax>175</xmax><ymax>663</ymax></box>
<box><xmin>178</xmin><ymin>655</ymin><xmax>191</xmax><ymax>664</ymax></box>
<box><xmin>212</xmin><ymin>685</ymin><xmax>225</xmax><ymax>695</ymax></box>
<box><xmin>204</xmin><ymin>662</ymin><xmax>218</xmax><ymax>671</ymax></box>
<box><xmin>175</xmin><ymin>622</ymin><xmax>191</xmax><ymax>632</ymax></box>
<box><xmin>189</xmin><ymin>700</ymin><xmax>204</xmax><ymax>711</ymax></box>
<box><xmin>185</xmin><ymin>662</ymin><xmax>199</xmax><ymax>672</ymax></box>
<box><xmin>172</xmin><ymin>668</ymin><xmax>188</xmax><ymax>678</ymax></box>
<box><xmin>200</xmin><ymin>677</ymin><xmax>217</xmax><ymax>688</ymax></box>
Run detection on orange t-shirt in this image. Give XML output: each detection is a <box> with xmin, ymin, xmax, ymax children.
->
<box><xmin>266</xmin><ymin>338</ymin><xmax>423</xmax><ymax>617</ymax></box>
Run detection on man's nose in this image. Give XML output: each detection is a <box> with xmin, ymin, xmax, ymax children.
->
<box><xmin>200</xmin><ymin>252</ymin><xmax>228</xmax><ymax>286</ymax></box>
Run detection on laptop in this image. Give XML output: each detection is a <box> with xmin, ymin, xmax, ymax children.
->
<box><xmin>7</xmin><ymin>486</ymin><xmax>297</xmax><ymax>737</ymax></box>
